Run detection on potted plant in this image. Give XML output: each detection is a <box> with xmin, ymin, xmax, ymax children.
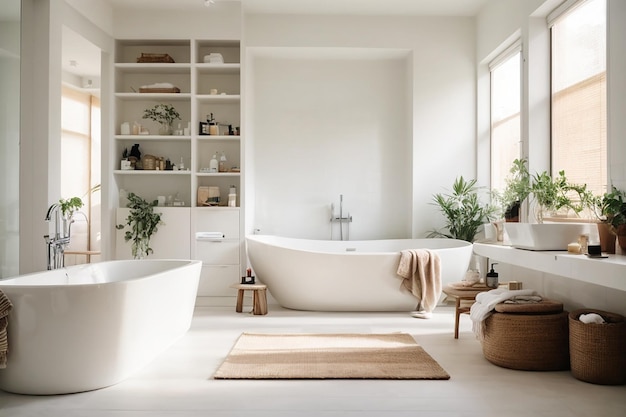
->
<box><xmin>530</xmin><ymin>170</ymin><xmax>593</xmax><ymax>223</ymax></box>
<box><xmin>116</xmin><ymin>192</ymin><xmax>163</xmax><ymax>259</ymax></box>
<box><xmin>142</xmin><ymin>103</ymin><xmax>181</xmax><ymax>135</ymax></box>
<box><xmin>494</xmin><ymin>158</ymin><xmax>531</xmax><ymax>222</ymax></box>
<box><xmin>595</xmin><ymin>186</ymin><xmax>626</xmax><ymax>253</ymax></box>
<box><xmin>429</xmin><ymin>176</ymin><xmax>497</xmax><ymax>242</ymax></box>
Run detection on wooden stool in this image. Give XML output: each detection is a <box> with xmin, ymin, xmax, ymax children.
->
<box><xmin>230</xmin><ymin>283</ymin><xmax>268</xmax><ymax>315</ymax></box>
<box><xmin>442</xmin><ymin>283</ymin><xmax>491</xmax><ymax>339</ymax></box>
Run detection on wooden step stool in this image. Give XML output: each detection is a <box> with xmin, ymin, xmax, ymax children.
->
<box><xmin>230</xmin><ymin>283</ymin><xmax>268</xmax><ymax>315</ymax></box>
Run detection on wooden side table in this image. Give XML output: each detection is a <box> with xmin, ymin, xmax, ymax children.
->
<box><xmin>442</xmin><ymin>284</ymin><xmax>491</xmax><ymax>339</ymax></box>
<box><xmin>230</xmin><ymin>283</ymin><xmax>268</xmax><ymax>315</ymax></box>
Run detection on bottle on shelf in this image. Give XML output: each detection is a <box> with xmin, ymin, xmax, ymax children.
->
<box><xmin>208</xmin><ymin>113</ymin><xmax>219</xmax><ymax>136</ymax></box>
<box><xmin>179</xmin><ymin>156</ymin><xmax>185</xmax><ymax>171</ymax></box>
<box><xmin>209</xmin><ymin>153</ymin><xmax>218</xmax><ymax>173</ymax></box>
<box><xmin>219</xmin><ymin>152</ymin><xmax>227</xmax><ymax>172</ymax></box>
<box><xmin>228</xmin><ymin>185</ymin><xmax>237</xmax><ymax>207</ymax></box>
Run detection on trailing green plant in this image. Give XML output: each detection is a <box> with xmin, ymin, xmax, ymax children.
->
<box><xmin>142</xmin><ymin>103</ymin><xmax>181</xmax><ymax>127</ymax></box>
<box><xmin>530</xmin><ymin>170</ymin><xmax>594</xmax><ymax>222</ymax></box>
<box><xmin>429</xmin><ymin>176</ymin><xmax>497</xmax><ymax>242</ymax></box>
<box><xmin>58</xmin><ymin>197</ymin><xmax>84</xmax><ymax>218</ymax></box>
<box><xmin>116</xmin><ymin>192</ymin><xmax>163</xmax><ymax>259</ymax></box>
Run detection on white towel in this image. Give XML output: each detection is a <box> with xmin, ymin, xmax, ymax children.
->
<box><xmin>396</xmin><ymin>249</ymin><xmax>441</xmax><ymax>317</ymax></box>
<box><xmin>470</xmin><ymin>288</ymin><xmax>539</xmax><ymax>340</ymax></box>
<box><xmin>579</xmin><ymin>313</ymin><xmax>606</xmax><ymax>324</ymax></box>
<box><xmin>195</xmin><ymin>232</ymin><xmax>224</xmax><ymax>240</ymax></box>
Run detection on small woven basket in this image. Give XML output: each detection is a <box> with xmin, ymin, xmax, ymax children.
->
<box><xmin>569</xmin><ymin>309</ymin><xmax>626</xmax><ymax>385</ymax></box>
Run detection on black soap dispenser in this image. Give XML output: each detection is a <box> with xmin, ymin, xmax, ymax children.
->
<box><xmin>486</xmin><ymin>263</ymin><xmax>499</xmax><ymax>289</ymax></box>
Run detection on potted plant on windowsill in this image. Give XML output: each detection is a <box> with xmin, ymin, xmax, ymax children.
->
<box><xmin>595</xmin><ymin>186</ymin><xmax>626</xmax><ymax>253</ymax></box>
<box><xmin>494</xmin><ymin>158</ymin><xmax>531</xmax><ymax>223</ymax></box>
<box><xmin>116</xmin><ymin>192</ymin><xmax>163</xmax><ymax>259</ymax></box>
<box><xmin>142</xmin><ymin>103</ymin><xmax>181</xmax><ymax>135</ymax></box>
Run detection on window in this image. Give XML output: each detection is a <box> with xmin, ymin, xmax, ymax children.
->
<box><xmin>61</xmin><ymin>86</ymin><xmax>101</xmax><ymax>265</ymax></box>
<box><xmin>550</xmin><ymin>0</ymin><xmax>607</xmax><ymax>196</ymax></box>
<box><xmin>490</xmin><ymin>43</ymin><xmax>522</xmax><ymax>193</ymax></box>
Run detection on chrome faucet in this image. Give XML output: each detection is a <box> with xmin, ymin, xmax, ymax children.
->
<box><xmin>330</xmin><ymin>194</ymin><xmax>352</xmax><ymax>241</ymax></box>
<box><xmin>44</xmin><ymin>203</ymin><xmax>72</xmax><ymax>270</ymax></box>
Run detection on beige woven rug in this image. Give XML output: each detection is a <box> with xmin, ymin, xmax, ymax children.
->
<box><xmin>213</xmin><ymin>332</ymin><xmax>450</xmax><ymax>380</ymax></box>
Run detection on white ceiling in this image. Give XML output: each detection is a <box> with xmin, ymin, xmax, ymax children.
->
<box><xmin>57</xmin><ymin>0</ymin><xmax>490</xmax><ymax>82</ymax></box>
<box><xmin>104</xmin><ymin>0</ymin><xmax>490</xmax><ymax>16</ymax></box>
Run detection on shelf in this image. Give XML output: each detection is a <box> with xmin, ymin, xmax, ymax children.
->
<box><xmin>197</xmin><ymin>135</ymin><xmax>240</xmax><ymax>141</ymax></box>
<box><xmin>115</xmin><ymin>93</ymin><xmax>191</xmax><ymax>101</ymax></box>
<box><xmin>114</xmin><ymin>170</ymin><xmax>191</xmax><ymax>175</ymax></box>
<box><xmin>115</xmin><ymin>63</ymin><xmax>191</xmax><ymax>74</ymax></box>
<box><xmin>196</xmin><ymin>172</ymin><xmax>240</xmax><ymax>177</ymax></box>
<box><xmin>473</xmin><ymin>242</ymin><xmax>626</xmax><ymax>291</ymax></box>
<box><xmin>196</xmin><ymin>63</ymin><xmax>240</xmax><ymax>74</ymax></box>
<box><xmin>196</xmin><ymin>94</ymin><xmax>240</xmax><ymax>103</ymax></box>
<box><xmin>115</xmin><ymin>135</ymin><xmax>191</xmax><ymax>141</ymax></box>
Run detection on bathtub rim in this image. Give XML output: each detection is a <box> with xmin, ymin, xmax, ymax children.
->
<box><xmin>0</xmin><ymin>259</ymin><xmax>202</xmax><ymax>288</ymax></box>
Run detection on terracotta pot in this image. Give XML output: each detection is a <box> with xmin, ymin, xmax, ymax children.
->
<box><xmin>616</xmin><ymin>224</ymin><xmax>626</xmax><ymax>253</ymax></box>
<box><xmin>597</xmin><ymin>222</ymin><xmax>616</xmax><ymax>254</ymax></box>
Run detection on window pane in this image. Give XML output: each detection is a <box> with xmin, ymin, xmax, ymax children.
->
<box><xmin>491</xmin><ymin>52</ymin><xmax>521</xmax><ymax>192</ymax></box>
<box><xmin>551</xmin><ymin>0</ymin><xmax>607</xmax><ymax>195</ymax></box>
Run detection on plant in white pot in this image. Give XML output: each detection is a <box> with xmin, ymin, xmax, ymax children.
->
<box><xmin>116</xmin><ymin>192</ymin><xmax>163</xmax><ymax>259</ymax></box>
<box><xmin>142</xmin><ymin>103</ymin><xmax>181</xmax><ymax>135</ymax></box>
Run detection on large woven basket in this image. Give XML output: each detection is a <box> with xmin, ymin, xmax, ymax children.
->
<box><xmin>482</xmin><ymin>310</ymin><xmax>570</xmax><ymax>371</ymax></box>
<box><xmin>569</xmin><ymin>309</ymin><xmax>626</xmax><ymax>385</ymax></box>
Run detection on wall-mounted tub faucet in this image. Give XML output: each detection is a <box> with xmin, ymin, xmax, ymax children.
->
<box><xmin>330</xmin><ymin>194</ymin><xmax>352</xmax><ymax>240</ymax></box>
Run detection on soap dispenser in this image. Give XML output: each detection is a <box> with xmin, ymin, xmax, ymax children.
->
<box><xmin>209</xmin><ymin>153</ymin><xmax>218</xmax><ymax>173</ymax></box>
<box><xmin>486</xmin><ymin>263</ymin><xmax>499</xmax><ymax>289</ymax></box>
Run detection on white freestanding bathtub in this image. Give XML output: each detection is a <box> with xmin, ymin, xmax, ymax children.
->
<box><xmin>0</xmin><ymin>259</ymin><xmax>201</xmax><ymax>395</ymax></box>
<box><xmin>246</xmin><ymin>235</ymin><xmax>473</xmax><ymax>312</ymax></box>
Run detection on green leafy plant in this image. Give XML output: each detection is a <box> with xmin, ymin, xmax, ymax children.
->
<box><xmin>596</xmin><ymin>186</ymin><xmax>626</xmax><ymax>229</ymax></box>
<box><xmin>58</xmin><ymin>197</ymin><xmax>84</xmax><ymax>218</ymax></box>
<box><xmin>493</xmin><ymin>158</ymin><xmax>531</xmax><ymax>221</ymax></box>
<box><xmin>142</xmin><ymin>103</ymin><xmax>181</xmax><ymax>127</ymax></box>
<box><xmin>429</xmin><ymin>176</ymin><xmax>497</xmax><ymax>242</ymax></box>
<box><xmin>530</xmin><ymin>170</ymin><xmax>594</xmax><ymax>222</ymax></box>
<box><xmin>116</xmin><ymin>192</ymin><xmax>163</xmax><ymax>259</ymax></box>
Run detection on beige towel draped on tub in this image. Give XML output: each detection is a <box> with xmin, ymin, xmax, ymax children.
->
<box><xmin>396</xmin><ymin>249</ymin><xmax>442</xmax><ymax>317</ymax></box>
<box><xmin>0</xmin><ymin>289</ymin><xmax>12</xmax><ymax>369</ymax></box>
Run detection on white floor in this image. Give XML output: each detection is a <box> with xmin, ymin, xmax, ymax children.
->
<box><xmin>1</xmin><ymin>304</ymin><xmax>625</xmax><ymax>417</ymax></box>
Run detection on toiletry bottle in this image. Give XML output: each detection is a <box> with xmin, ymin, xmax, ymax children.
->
<box><xmin>486</xmin><ymin>263</ymin><xmax>499</xmax><ymax>288</ymax></box>
<box><xmin>209</xmin><ymin>153</ymin><xmax>218</xmax><ymax>173</ymax></box>
<box><xmin>179</xmin><ymin>156</ymin><xmax>185</xmax><ymax>171</ymax></box>
<box><xmin>208</xmin><ymin>113</ymin><xmax>219</xmax><ymax>135</ymax></box>
<box><xmin>228</xmin><ymin>185</ymin><xmax>237</xmax><ymax>207</ymax></box>
<box><xmin>219</xmin><ymin>151</ymin><xmax>227</xmax><ymax>172</ymax></box>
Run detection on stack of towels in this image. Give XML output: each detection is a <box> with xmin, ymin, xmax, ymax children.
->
<box><xmin>469</xmin><ymin>288</ymin><xmax>541</xmax><ymax>339</ymax></box>
<box><xmin>0</xmin><ymin>289</ymin><xmax>12</xmax><ymax>368</ymax></box>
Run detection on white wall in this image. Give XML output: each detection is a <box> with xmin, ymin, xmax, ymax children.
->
<box><xmin>0</xmin><ymin>20</ymin><xmax>20</xmax><ymax>278</ymax></box>
<box><xmin>244</xmin><ymin>14</ymin><xmax>476</xmax><ymax>239</ymax></box>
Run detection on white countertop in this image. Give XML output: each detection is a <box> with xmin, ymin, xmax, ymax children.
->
<box><xmin>473</xmin><ymin>242</ymin><xmax>626</xmax><ymax>292</ymax></box>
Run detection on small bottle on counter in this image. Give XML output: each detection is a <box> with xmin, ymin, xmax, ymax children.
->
<box><xmin>486</xmin><ymin>263</ymin><xmax>499</xmax><ymax>289</ymax></box>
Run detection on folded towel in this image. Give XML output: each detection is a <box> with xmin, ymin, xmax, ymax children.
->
<box><xmin>470</xmin><ymin>288</ymin><xmax>539</xmax><ymax>339</ymax></box>
<box><xmin>0</xmin><ymin>289</ymin><xmax>12</xmax><ymax>369</ymax></box>
<box><xmin>140</xmin><ymin>82</ymin><xmax>176</xmax><ymax>89</ymax></box>
<box><xmin>579</xmin><ymin>313</ymin><xmax>606</xmax><ymax>324</ymax></box>
<box><xmin>503</xmin><ymin>295</ymin><xmax>543</xmax><ymax>304</ymax></box>
<box><xmin>397</xmin><ymin>249</ymin><xmax>441</xmax><ymax>317</ymax></box>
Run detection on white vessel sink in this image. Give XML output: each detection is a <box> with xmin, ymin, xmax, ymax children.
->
<box><xmin>504</xmin><ymin>222</ymin><xmax>593</xmax><ymax>251</ymax></box>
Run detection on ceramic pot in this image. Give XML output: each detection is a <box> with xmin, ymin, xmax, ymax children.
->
<box><xmin>597</xmin><ymin>222</ymin><xmax>616</xmax><ymax>254</ymax></box>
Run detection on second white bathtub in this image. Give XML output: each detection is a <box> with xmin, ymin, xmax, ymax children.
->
<box><xmin>246</xmin><ymin>235</ymin><xmax>473</xmax><ymax>312</ymax></box>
